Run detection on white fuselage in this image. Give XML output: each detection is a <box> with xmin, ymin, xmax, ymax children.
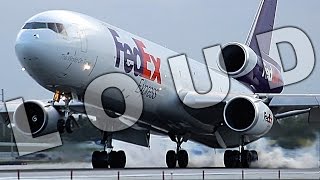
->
<box><xmin>15</xmin><ymin>10</ymin><xmax>255</xmax><ymax>148</ymax></box>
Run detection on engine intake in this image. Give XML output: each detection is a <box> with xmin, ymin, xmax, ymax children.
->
<box><xmin>218</xmin><ymin>42</ymin><xmax>258</xmax><ymax>78</ymax></box>
<box><xmin>223</xmin><ymin>96</ymin><xmax>273</xmax><ymax>136</ymax></box>
<box><xmin>13</xmin><ymin>100</ymin><xmax>62</xmax><ymax>137</ymax></box>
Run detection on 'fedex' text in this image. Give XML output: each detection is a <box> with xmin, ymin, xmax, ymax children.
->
<box><xmin>109</xmin><ymin>28</ymin><xmax>162</xmax><ymax>84</ymax></box>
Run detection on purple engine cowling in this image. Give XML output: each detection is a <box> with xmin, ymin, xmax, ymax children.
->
<box><xmin>218</xmin><ymin>42</ymin><xmax>283</xmax><ymax>93</ymax></box>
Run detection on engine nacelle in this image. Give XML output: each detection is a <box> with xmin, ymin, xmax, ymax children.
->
<box><xmin>217</xmin><ymin>42</ymin><xmax>283</xmax><ymax>93</ymax></box>
<box><xmin>218</xmin><ymin>42</ymin><xmax>259</xmax><ymax>78</ymax></box>
<box><xmin>13</xmin><ymin>100</ymin><xmax>62</xmax><ymax>137</ymax></box>
<box><xmin>223</xmin><ymin>96</ymin><xmax>273</xmax><ymax>136</ymax></box>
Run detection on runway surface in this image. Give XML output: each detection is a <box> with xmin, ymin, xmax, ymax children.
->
<box><xmin>0</xmin><ymin>166</ymin><xmax>319</xmax><ymax>179</ymax></box>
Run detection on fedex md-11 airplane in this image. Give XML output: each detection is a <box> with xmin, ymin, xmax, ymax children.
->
<box><xmin>8</xmin><ymin>0</ymin><xmax>320</xmax><ymax>168</ymax></box>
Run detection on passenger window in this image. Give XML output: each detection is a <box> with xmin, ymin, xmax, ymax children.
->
<box><xmin>48</xmin><ymin>23</ymin><xmax>58</xmax><ymax>33</ymax></box>
<box><xmin>56</xmin><ymin>23</ymin><xmax>68</xmax><ymax>36</ymax></box>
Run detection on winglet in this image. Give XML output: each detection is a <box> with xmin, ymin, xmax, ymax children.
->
<box><xmin>245</xmin><ymin>0</ymin><xmax>278</xmax><ymax>56</ymax></box>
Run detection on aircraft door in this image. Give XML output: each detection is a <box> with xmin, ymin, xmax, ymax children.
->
<box><xmin>79</xmin><ymin>29</ymin><xmax>87</xmax><ymax>53</ymax></box>
<box><xmin>56</xmin><ymin>24</ymin><xmax>95</xmax><ymax>84</ymax></box>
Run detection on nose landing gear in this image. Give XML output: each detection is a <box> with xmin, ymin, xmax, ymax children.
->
<box><xmin>57</xmin><ymin>116</ymin><xmax>76</xmax><ymax>134</ymax></box>
<box><xmin>53</xmin><ymin>91</ymin><xmax>78</xmax><ymax>134</ymax></box>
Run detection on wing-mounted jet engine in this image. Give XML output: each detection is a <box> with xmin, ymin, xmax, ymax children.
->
<box><xmin>223</xmin><ymin>96</ymin><xmax>274</xmax><ymax>137</ymax></box>
<box><xmin>13</xmin><ymin>100</ymin><xmax>63</xmax><ymax>137</ymax></box>
<box><xmin>13</xmin><ymin>100</ymin><xmax>78</xmax><ymax>137</ymax></box>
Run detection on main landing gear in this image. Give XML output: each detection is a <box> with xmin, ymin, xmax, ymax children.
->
<box><xmin>166</xmin><ymin>135</ymin><xmax>189</xmax><ymax>168</ymax></box>
<box><xmin>224</xmin><ymin>137</ymin><xmax>258</xmax><ymax>168</ymax></box>
<box><xmin>92</xmin><ymin>133</ymin><xmax>127</xmax><ymax>168</ymax></box>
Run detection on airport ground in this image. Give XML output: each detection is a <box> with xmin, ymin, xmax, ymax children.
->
<box><xmin>0</xmin><ymin>163</ymin><xmax>319</xmax><ymax>180</ymax></box>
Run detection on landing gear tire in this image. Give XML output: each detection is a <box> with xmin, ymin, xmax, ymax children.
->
<box><xmin>166</xmin><ymin>134</ymin><xmax>189</xmax><ymax>168</ymax></box>
<box><xmin>166</xmin><ymin>150</ymin><xmax>176</xmax><ymax>168</ymax></box>
<box><xmin>117</xmin><ymin>150</ymin><xmax>126</xmax><ymax>168</ymax></box>
<box><xmin>92</xmin><ymin>133</ymin><xmax>126</xmax><ymax>169</ymax></box>
<box><xmin>109</xmin><ymin>151</ymin><xmax>126</xmax><ymax>168</ymax></box>
<box><xmin>241</xmin><ymin>150</ymin><xmax>251</xmax><ymax>168</ymax></box>
<box><xmin>57</xmin><ymin>119</ymin><xmax>65</xmax><ymax>133</ymax></box>
<box><xmin>224</xmin><ymin>150</ymin><xmax>233</xmax><ymax>168</ymax></box>
<box><xmin>109</xmin><ymin>151</ymin><xmax>118</xmax><ymax>168</ymax></box>
<box><xmin>92</xmin><ymin>150</ymin><xmax>126</xmax><ymax>169</ymax></box>
<box><xmin>177</xmin><ymin>150</ymin><xmax>188</xmax><ymax>168</ymax></box>
<box><xmin>232</xmin><ymin>150</ymin><xmax>241</xmax><ymax>168</ymax></box>
<box><xmin>166</xmin><ymin>150</ymin><xmax>189</xmax><ymax>168</ymax></box>
<box><xmin>224</xmin><ymin>150</ymin><xmax>240</xmax><ymax>168</ymax></box>
<box><xmin>92</xmin><ymin>151</ymin><xmax>108</xmax><ymax>168</ymax></box>
<box><xmin>250</xmin><ymin>150</ymin><xmax>258</xmax><ymax>161</ymax></box>
<box><xmin>65</xmin><ymin>116</ymin><xmax>75</xmax><ymax>133</ymax></box>
<box><xmin>224</xmin><ymin>149</ymin><xmax>258</xmax><ymax>168</ymax></box>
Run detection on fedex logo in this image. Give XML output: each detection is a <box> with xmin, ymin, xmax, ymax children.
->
<box><xmin>264</xmin><ymin>112</ymin><xmax>273</xmax><ymax>124</ymax></box>
<box><xmin>108</xmin><ymin>28</ymin><xmax>162</xmax><ymax>84</ymax></box>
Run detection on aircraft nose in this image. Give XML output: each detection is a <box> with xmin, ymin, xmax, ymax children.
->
<box><xmin>15</xmin><ymin>30</ymin><xmax>63</xmax><ymax>75</ymax></box>
<box><xmin>15</xmin><ymin>29</ymin><xmax>67</xmax><ymax>85</ymax></box>
<box><xmin>15</xmin><ymin>31</ymin><xmax>43</xmax><ymax>65</ymax></box>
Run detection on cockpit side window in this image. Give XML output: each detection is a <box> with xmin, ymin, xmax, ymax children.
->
<box><xmin>22</xmin><ymin>23</ymin><xmax>33</xmax><ymax>29</ymax></box>
<box><xmin>48</xmin><ymin>23</ymin><xmax>58</xmax><ymax>33</ymax></box>
<box><xmin>56</xmin><ymin>23</ymin><xmax>67</xmax><ymax>36</ymax></box>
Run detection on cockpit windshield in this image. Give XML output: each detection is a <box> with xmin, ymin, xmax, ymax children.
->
<box><xmin>22</xmin><ymin>22</ymin><xmax>67</xmax><ymax>36</ymax></box>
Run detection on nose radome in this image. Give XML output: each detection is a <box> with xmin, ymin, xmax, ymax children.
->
<box><xmin>16</xmin><ymin>30</ymin><xmax>61</xmax><ymax>65</ymax></box>
<box><xmin>15</xmin><ymin>30</ymin><xmax>62</xmax><ymax>77</ymax></box>
<box><xmin>15</xmin><ymin>30</ymin><xmax>44</xmax><ymax>57</ymax></box>
<box><xmin>15</xmin><ymin>38</ymin><xmax>40</xmax><ymax>62</ymax></box>
<box><xmin>15</xmin><ymin>29</ymin><xmax>81</xmax><ymax>86</ymax></box>
<box><xmin>15</xmin><ymin>32</ymin><xmax>46</xmax><ymax>71</ymax></box>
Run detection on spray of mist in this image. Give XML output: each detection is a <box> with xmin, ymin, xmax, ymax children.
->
<box><xmin>24</xmin><ymin>133</ymin><xmax>319</xmax><ymax>169</ymax></box>
<box><xmin>20</xmin><ymin>113</ymin><xmax>320</xmax><ymax>168</ymax></box>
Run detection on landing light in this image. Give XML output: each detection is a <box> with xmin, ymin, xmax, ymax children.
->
<box><xmin>61</xmin><ymin>96</ymin><xmax>67</xmax><ymax>101</ymax></box>
<box><xmin>21</xmin><ymin>67</ymin><xmax>26</xmax><ymax>71</ymax></box>
<box><xmin>83</xmin><ymin>63</ymin><xmax>91</xmax><ymax>70</ymax></box>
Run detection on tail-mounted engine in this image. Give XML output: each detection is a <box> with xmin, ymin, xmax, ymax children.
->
<box><xmin>218</xmin><ymin>42</ymin><xmax>283</xmax><ymax>93</ymax></box>
<box><xmin>13</xmin><ymin>100</ymin><xmax>63</xmax><ymax>137</ymax></box>
<box><xmin>223</xmin><ymin>96</ymin><xmax>274</xmax><ymax>137</ymax></box>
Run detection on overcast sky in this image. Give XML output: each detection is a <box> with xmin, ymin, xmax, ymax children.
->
<box><xmin>0</xmin><ymin>0</ymin><xmax>319</xmax><ymax>100</ymax></box>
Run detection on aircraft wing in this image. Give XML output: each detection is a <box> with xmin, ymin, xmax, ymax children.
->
<box><xmin>260</xmin><ymin>94</ymin><xmax>320</xmax><ymax>107</ymax></box>
<box><xmin>257</xmin><ymin>93</ymin><xmax>320</xmax><ymax>120</ymax></box>
<box><xmin>179</xmin><ymin>91</ymin><xmax>320</xmax><ymax>121</ymax></box>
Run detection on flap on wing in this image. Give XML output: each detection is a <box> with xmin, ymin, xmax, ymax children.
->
<box><xmin>258</xmin><ymin>94</ymin><xmax>320</xmax><ymax>119</ymax></box>
<box><xmin>269</xmin><ymin>95</ymin><xmax>320</xmax><ymax>108</ymax></box>
<box><xmin>113</xmin><ymin>127</ymin><xmax>150</xmax><ymax>147</ymax></box>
